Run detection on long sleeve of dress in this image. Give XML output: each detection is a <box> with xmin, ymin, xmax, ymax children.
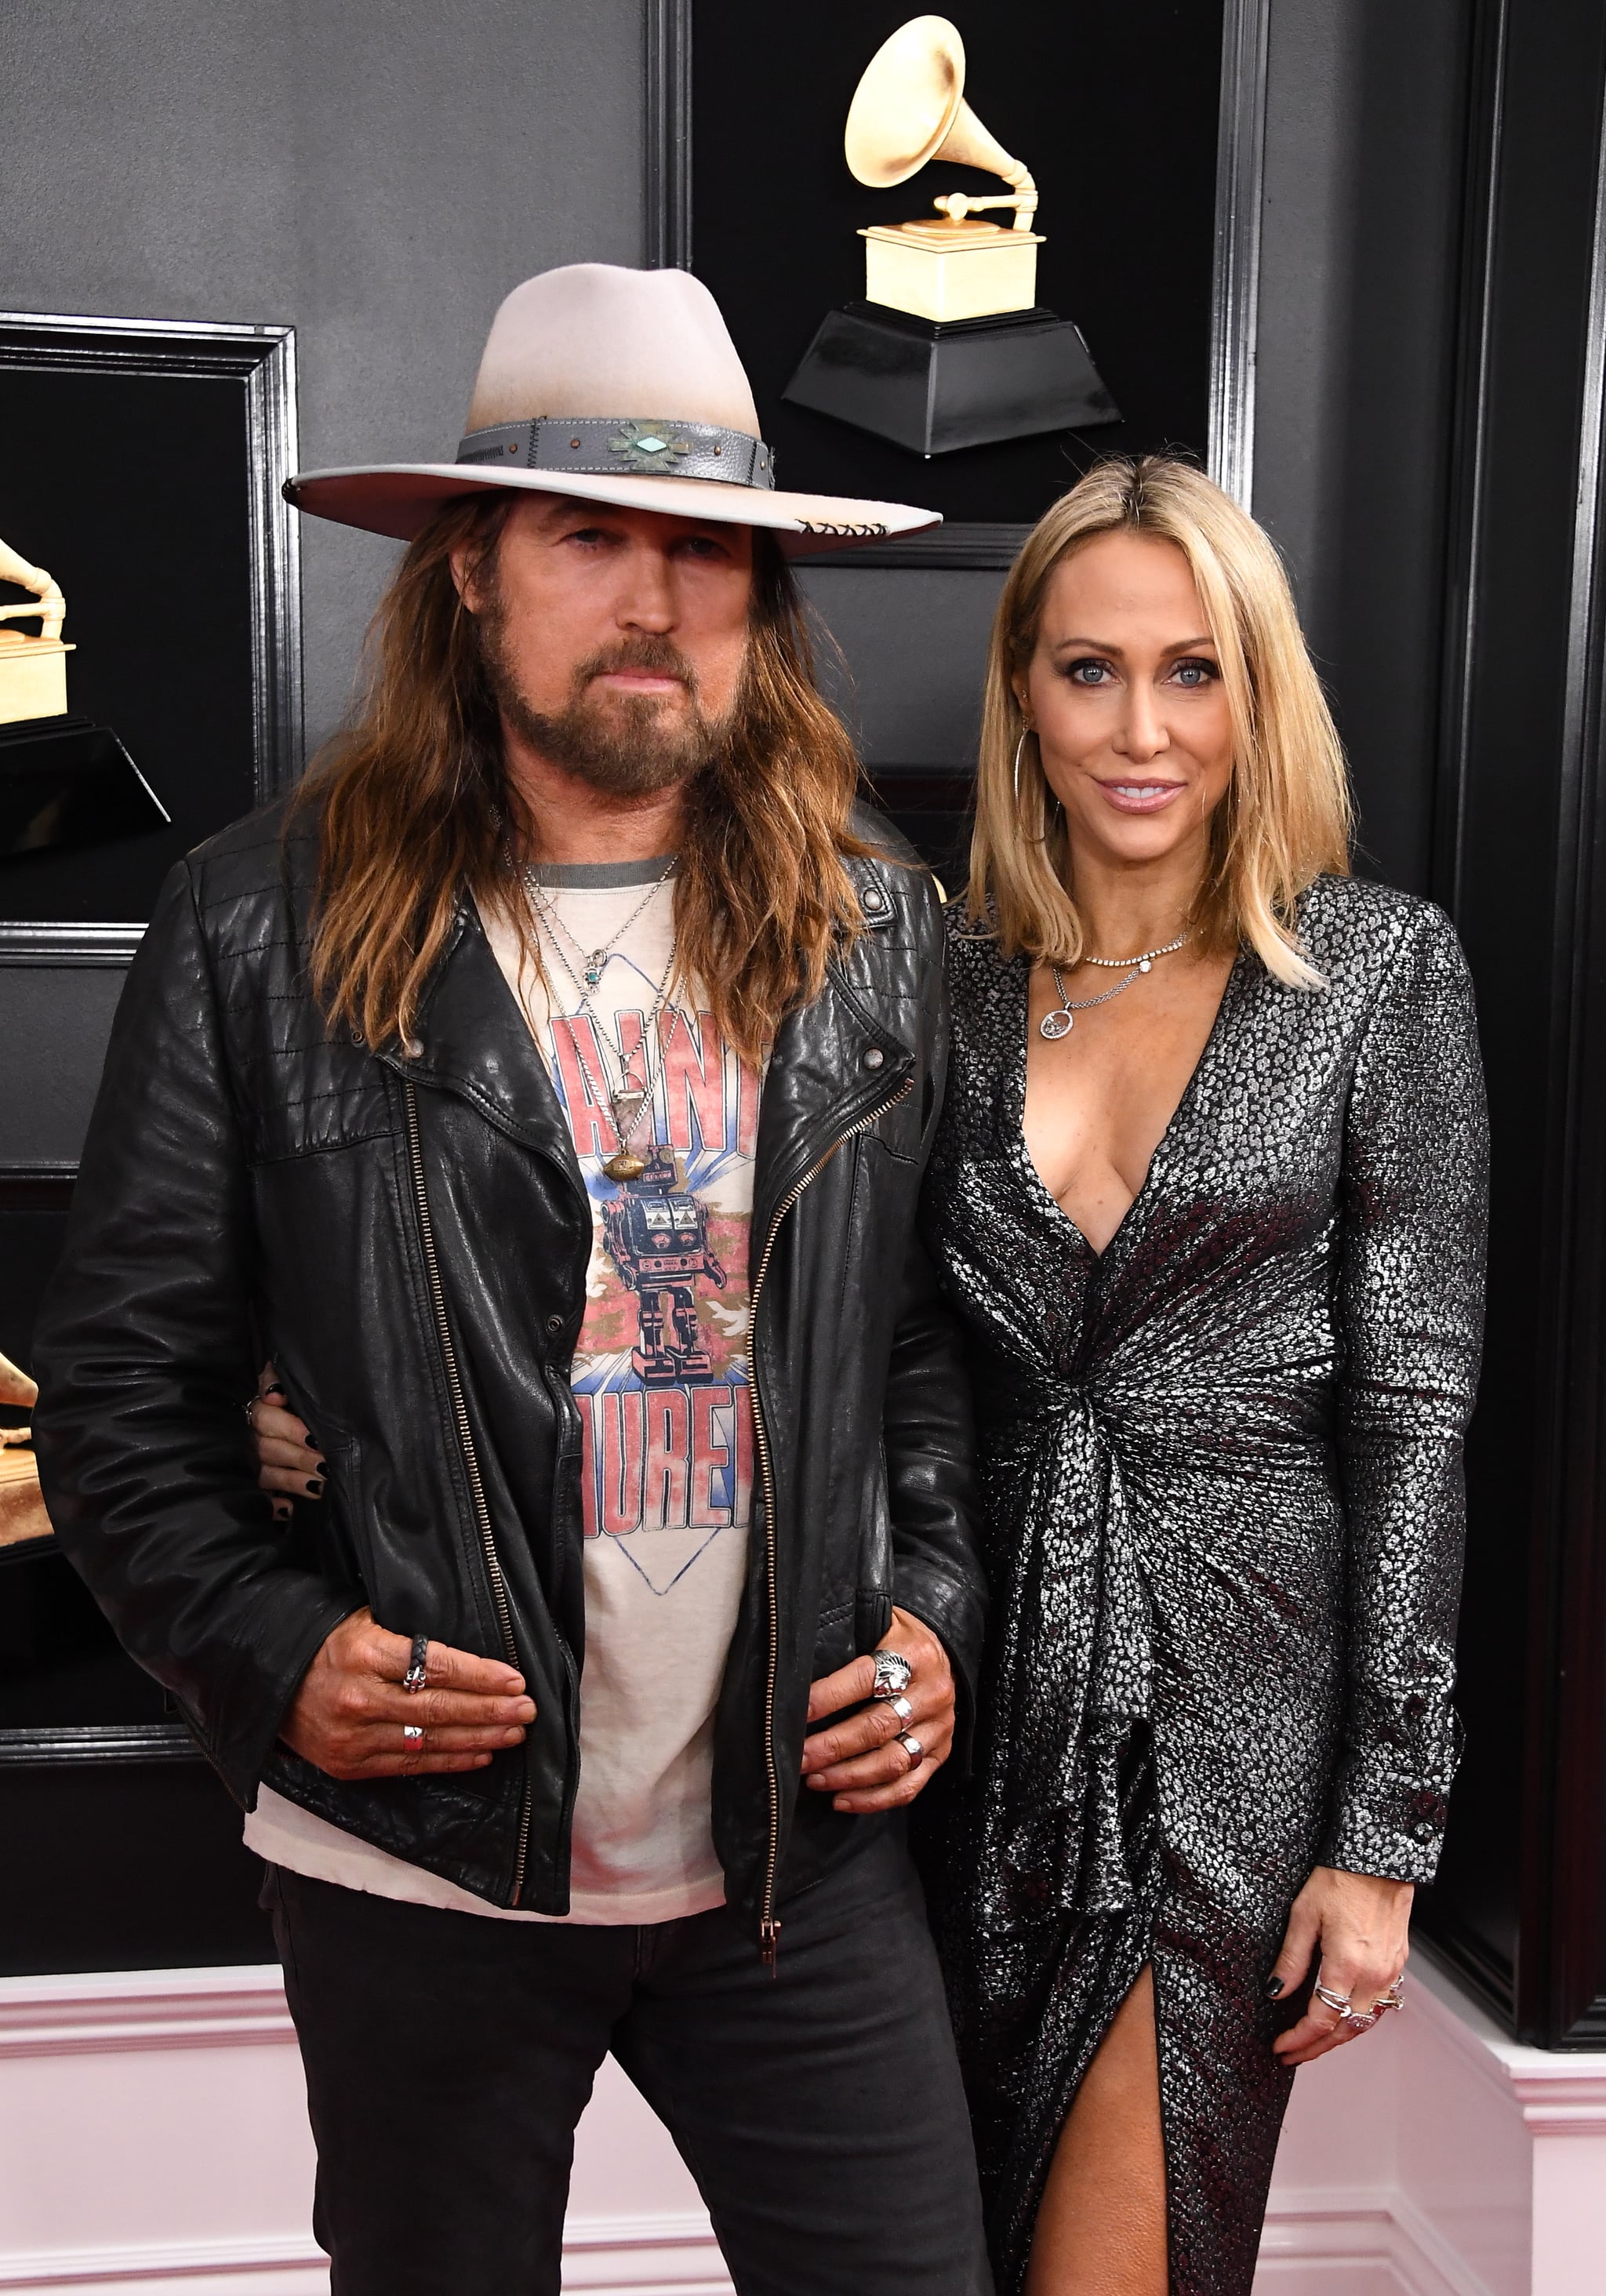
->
<box><xmin>1323</xmin><ymin>903</ymin><xmax>1489</xmax><ymax>1883</ymax></box>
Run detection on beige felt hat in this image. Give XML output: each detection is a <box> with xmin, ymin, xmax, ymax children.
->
<box><xmin>285</xmin><ymin>263</ymin><xmax>939</xmax><ymax>554</ymax></box>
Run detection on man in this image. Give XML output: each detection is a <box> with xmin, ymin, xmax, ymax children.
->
<box><xmin>34</xmin><ymin>264</ymin><xmax>990</xmax><ymax>2296</ymax></box>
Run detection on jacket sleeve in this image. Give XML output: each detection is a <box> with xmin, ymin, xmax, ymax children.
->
<box><xmin>31</xmin><ymin>858</ymin><xmax>361</xmax><ymax>1807</ymax></box>
<box><xmin>1321</xmin><ymin>903</ymin><xmax>1488</xmax><ymax>1883</ymax></box>
<box><xmin>880</xmin><ymin>899</ymin><xmax>987</xmax><ymax>1742</ymax></box>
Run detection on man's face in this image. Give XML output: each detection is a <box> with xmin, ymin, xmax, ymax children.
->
<box><xmin>453</xmin><ymin>493</ymin><xmax>757</xmax><ymax>797</ymax></box>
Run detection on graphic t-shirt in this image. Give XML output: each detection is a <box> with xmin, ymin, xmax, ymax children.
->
<box><xmin>244</xmin><ymin>856</ymin><xmax>760</xmax><ymax>1924</ymax></box>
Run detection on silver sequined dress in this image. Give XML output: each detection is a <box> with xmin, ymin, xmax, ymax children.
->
<box><xmin>917</xmin><ymin>877</ymin><xmax>1488</xmax><ymax>2295</ymax></box>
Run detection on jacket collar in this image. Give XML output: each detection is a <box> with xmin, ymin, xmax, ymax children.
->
<box><xmin>380</xmin><ymin>899</ymin><xmax>584</xmax><ymax>1186</ymax></box>
<box><xmin>382</xmin><ymin>888</ymin><xmax>916</xmax><ymax>1227</ymax></box>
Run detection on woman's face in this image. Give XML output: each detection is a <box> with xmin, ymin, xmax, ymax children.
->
<box><xmin>1018</xmin><ymin>531</ymin><xmax>1234</xmax><ymax>876</ymax></box>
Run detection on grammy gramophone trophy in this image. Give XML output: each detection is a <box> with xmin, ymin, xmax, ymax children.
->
<box><xmin>0</xmin><ymin>531</ymin><xmax>166</xmax><ymax>863</ymax></box>
<box><xmin>784</xmin><ymin>16</ymin><xmax>1120</xmax><ymax>457</ymax></box>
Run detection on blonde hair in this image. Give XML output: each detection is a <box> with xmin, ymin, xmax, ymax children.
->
<box><xmin>968</xmin><ymin>455</ymin><xmax>1352</xmax><ymax>986</ymax></box>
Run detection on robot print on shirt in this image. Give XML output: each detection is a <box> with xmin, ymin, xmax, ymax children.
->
<box><xmin>601</xmin><ymin>1143</ymin><xmax>728</xmax><ymax>1385</ymax></box>
<box><xmin>543</xmin><ymin>982</ymin><xmax>759</xmax><ymax>1593</ymax></box>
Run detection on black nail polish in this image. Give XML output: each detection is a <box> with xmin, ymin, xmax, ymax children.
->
<box><xmin>307</xmin><ymin>1478</ymin><xmax>324</xmax><ymax>1496</ymax></box>
<box><xmin>1265</xmin><ymin>1976</ymin><xmax>1284</xmax><ymax>1999</ymax></box>
<box><xmin>265</xmin><ymin>1384</ymin><xmax>285</xmax><ymax>1398</ymax></box>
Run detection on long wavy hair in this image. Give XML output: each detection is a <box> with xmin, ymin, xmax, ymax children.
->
<box><xmin>968</xmin><ymin>456</ymin><xmax>1353</xmax><ymax>986</ymax></box>
<box><xmin>291</xmin><ymin>495</ymin><xmax>870</xmax><ymax>1064</ymax></box>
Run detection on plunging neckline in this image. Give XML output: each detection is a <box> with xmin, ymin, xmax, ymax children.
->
<box><xmin>1011</xmin><ymin>948</ymin><xmax>1246</xmax><ymax>1263</ymax></box>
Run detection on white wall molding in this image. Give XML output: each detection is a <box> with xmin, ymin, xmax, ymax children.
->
<box><xmin>0</xmin><ymin>1966</ymin><xmax>292</xmax><ymax>2061</ymax></box>
<box><xmin>0</xmin><ymin>1964</ymin><xmax>730</xmax><ymax>2296</ymax></box>
<box><xmin>0</xmin><ymin>2215</ymin><xmax>730</xmax><ymax>2296</ymax></box>
<box><xmin>5</xmin><ymin>1953</ymin><xmax>1606</xmax><ymax>2295</ymax></box>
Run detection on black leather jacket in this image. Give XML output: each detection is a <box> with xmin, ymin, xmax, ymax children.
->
<box><xmin>34</xmin><ymin>801</ymin><xmax>984</xmax><ymax>1942</ymax></box>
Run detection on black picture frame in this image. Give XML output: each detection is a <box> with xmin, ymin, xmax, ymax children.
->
<box><xmin>644</xmin><ymin>0</ymin><xmax>1269</xmax><ymax>567</ymax></box>
<box><xmin>0</xmin><ymin>311</ymin><xmax>301</xmax><ymax>964</ymax></box>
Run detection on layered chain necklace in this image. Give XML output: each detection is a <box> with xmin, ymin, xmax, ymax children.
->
<box><xmin>525</xmin><ymin>852</ymin><xmax>676</xmax><ymax>989</ymax></box>
<box><xmin>521</xmin><ymin>863</ymin><xmax>681</xmax><ymax>1182</ymax></box>
<box><xmin>1038</xmin><ymin>930</ymin><xmax>1190</xmax><ymax>1042</ymax></box>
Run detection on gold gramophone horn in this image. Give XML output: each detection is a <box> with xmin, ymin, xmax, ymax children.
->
<box><xmin>844</xmin><ymin>15</ymin><xmax>1038</xmax><ymax>229</ymax></box>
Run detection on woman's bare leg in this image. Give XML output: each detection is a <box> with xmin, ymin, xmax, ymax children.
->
<box><xmin>1023</xmin><ymin>1965</ymin><xmax>1168</xmax><ymax>2296</ymax></box>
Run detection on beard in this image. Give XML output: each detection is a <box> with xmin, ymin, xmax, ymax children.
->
<box><xmin>475</xmin><ymin>579</ymin><xmax>734</xmax><ymax>800</ymax></box>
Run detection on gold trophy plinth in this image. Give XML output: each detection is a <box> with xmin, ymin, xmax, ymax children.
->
<box><xmin>859</xmin><ymin>218</ymin><xmax>1045</xmax><ymax>326</ymax></box>
<box><xmin>785</xmin><ymin>15</ymin><xmax>1119</xmax><ymax>456</ymax></box>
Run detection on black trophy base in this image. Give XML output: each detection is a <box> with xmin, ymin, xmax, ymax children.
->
<box><xmin>783</xmin><ymin>301</ymin><xmax>1121</xmax><ymax>457</ymax></box>
<box><xmin>0</xmin><ymin>714</ymin><xmax>169</xmax><ymax>862</ymax></box>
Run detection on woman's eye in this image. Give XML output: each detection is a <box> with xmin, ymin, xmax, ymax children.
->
<box><xmin>1067</xmin><ymin>659</ymin><xmax>1112</xmax><ymax>685</ymax></box>
<box><xmin>1171</xmin><ymin>657</ymin><xmax>1219</xmax><ymax>687</ymax></box>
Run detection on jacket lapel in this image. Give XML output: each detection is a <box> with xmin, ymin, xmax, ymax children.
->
<box><xmin>383</xmin><ymin>900</ymin><xmax>585</xmax><ymax>1193</ymax></box>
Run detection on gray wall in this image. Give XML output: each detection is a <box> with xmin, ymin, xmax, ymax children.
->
<box><xmin>0</xmin><ymin>0</ymin><xmax>645</xmax><ymax>1165</ymax></box>
<box><xmin>1</xmin><ymin>0</ymin><xmax>645</xmax><ymax>757</ymax></box>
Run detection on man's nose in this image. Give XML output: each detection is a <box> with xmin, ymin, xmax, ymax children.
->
<box><xmin>616</xmin><ymin>544</ymin><xmax>678</xmax><ymax>631</ymax></box>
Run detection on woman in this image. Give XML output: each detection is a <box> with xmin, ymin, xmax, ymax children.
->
<box><xmin>915</xmin><ymin>455</ymin><xmax>1487</xmax><ymax>2294</ymax></box>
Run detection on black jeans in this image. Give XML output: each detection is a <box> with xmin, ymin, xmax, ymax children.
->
<box><xmin>263</xmin><ymin>1823</ymin><xmax>991</xmax><ymax>2296</ymax></box>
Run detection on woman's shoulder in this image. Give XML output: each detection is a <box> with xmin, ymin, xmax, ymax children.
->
<box><xmin>941</xmin><ymin>895</ymin><xmax>1024</xmax><ymax>992</ymax></box>
<box><xmin>1292</xmin><ymin>874</ymin><xmax>1472</xmax><ymax>1022</ymax></box>
<box><xmin>1295</xmin><ymin>872</ymin><xmax>1463</xmax><ymax>970</ymax></box>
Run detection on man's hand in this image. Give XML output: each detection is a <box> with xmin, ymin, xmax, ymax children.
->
<box><xmin>799</xmin><ymin>1607</ymin><xmax>955</xmax><ymax>1813</ymax></box>
<box><xmin>1270</xmin><ymin>1865</ymin><xmax>1413</xmax><ymax>2065</ymax></box>
<box><xmin>249</xmin><ymin>1364</ymin><xmax>325</xmax><ymax>1522</ymax></box>
<box><xmin>282</xmin><ymin>1609</ymin><xmax>536</xmax><ymax>1780</ymax></box>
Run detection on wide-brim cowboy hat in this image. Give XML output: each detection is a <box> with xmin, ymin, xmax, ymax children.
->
<box><xmin>285</xmin><ymin>263</ymin><xmax>939</xmax><ymax>554</ymax></box>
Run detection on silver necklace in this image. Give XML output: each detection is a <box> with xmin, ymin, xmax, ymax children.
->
<box><xmin>1038</xmin><ymin>932</ymin><xmax>1190</xmax><ymax>1042</ymax></box>
<box><xmin>522</xmin><ymin>853</ymin><xmax>677</xmax><ymax>989</ymax></box>
<box><xmin>528</xmin><ymin>892</ymin><xmax>681</xmax><ymax>1182</ymax></box>
<box><xmin>1080</xmin><ymin>930</ymin><xmax>1190</xmax><ymax>972</ymax></box>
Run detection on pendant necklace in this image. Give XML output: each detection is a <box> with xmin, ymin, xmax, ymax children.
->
<box><xmin>1038</xmin><ymin>931</ymin><xmax>1190</xmax><ymax>1042</ymax></box>
<box><xmin>522</xmin><ymin>853</ymin><xmax>677</xmax><ymax>989</ymax></box>
<box><xmin>527</xmin><ymin>889</ymin><xmax>681</xmax><ymax>1182</ymax></box>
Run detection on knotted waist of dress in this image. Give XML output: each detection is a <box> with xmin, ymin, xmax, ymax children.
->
<box><xmin>965</xmin><ymin>1365</ymin><xmax>1330</xmax><ymax>1938</ymax></box>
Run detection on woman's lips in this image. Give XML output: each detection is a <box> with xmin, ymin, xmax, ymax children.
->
<box><xmin>1095</xmin><ymin>779</ymin><xmax>1186</xmax><ymax>814</ymax></box>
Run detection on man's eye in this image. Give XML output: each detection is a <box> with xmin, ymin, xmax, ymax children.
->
<box><xmin>678</xmin><ymin>535</ymin><xmax>729</xmax><ymax>560</ymax></box>
<box><xmin>1172</xmin><ymin>658</ymin><xmax>1219</xmax><ymax>686</ymax></box>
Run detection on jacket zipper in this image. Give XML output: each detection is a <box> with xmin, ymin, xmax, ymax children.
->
<box><xmin>745</xmin><ymin>1073</ymin><xmax>914</xmax><ymax>1971</ymax></box>
<box><xmin>403</xmin><ymin>1077</ymin><xmax>532</xmax><ymax>1907</ymax></box>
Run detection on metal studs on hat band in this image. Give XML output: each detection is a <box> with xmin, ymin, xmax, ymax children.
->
<box><xmin>456</xmin><ymin>416</ymin><xmax>776</xmax><ymax>490</ymax></box>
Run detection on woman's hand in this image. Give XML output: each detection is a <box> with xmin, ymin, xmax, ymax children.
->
<box><xmin>1270</xmin><ymin>1865</ymin><xmax>1413</xmax><ymax>2065</ymax></box>
<box><xmin>282</xmin><ymin>1608</ymin><xmax>536</xmax><ymax>1779</ymax></box>
<box><xmin>798</xmin><ymin>1607</ymin><xmax>956</xmax><ymax>1813</ymax></box>
<box><xmin>248</xmin><ymin>1362</ymin><xmax>326</xmax><ymax>1521</ymax></box>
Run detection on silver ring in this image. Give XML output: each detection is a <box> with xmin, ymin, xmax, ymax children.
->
<box><xmin>1343</xmin><ymin>2010</ymin><xmax>1379</xmax><ymax>2037</ymax></box>
<box><xmin>401</xmin><ymin>1633</ymin><xmax>430</xmax><ymax>1694</ymax></box>
<box><xmin>1372</xmin><ymin>1982</ymin><xmax>1406</xmax><ymax>2016</ymax></box>
<box><xmin>897</xmin><ymin>1731</ymin><xmax>924</xmax><ymax>1769</ymax></box>
<box><xmin>885</xmin><ymin>1694</ymin><xmax>914</xmax><ymax>1723</ymax></box>
<box><xmin>873</xmin><ymin>1650</ymin><xmax>914</xmax><ymax>1699</ymax></box>
<box><xmin>1313</xmin><ymin>1982</ymin><xmax>1353</xmax><ymax>2017</ymax></box>
<box><xmin>401</xmin><ymin>1724</ymin><xmax>424</xmax><ymax>1745</ymax></box>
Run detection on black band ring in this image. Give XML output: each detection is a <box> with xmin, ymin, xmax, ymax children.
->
<box><xmin>402</xmin><ymin>1633</ymin><xmax>430</xmax><ymax>1694</ymax></box>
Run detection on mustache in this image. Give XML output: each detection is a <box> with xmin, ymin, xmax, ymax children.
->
<box><xmin>575</xmin><ymin>636</ymin><xmax>699</xmax><ymax>694</ymax></box>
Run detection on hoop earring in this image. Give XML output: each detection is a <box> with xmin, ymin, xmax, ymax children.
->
<box><xmin>1013</xmin><ymin>726</ymin><xmax>1050</xmax><ymax>845</ymax></box>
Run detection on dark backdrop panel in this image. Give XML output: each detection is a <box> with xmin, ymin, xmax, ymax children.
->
<box><xmin>1</xmin><ymin>1179</ymin><xmax>274</xmax><ymax>1971</ymax></box>
<box><xmin>692</xmin><ymin>0</ymin><xmax>1223</xmax><ymax>523</ymax></box>
<box><xmin>0</xmin><ymin>1764</ymin><xmax>272</xmax><ymax>1976</ymax></box>
<box><xmin>0</xmin><ymin>363</ymin><xmax>256</xmax><ymax>922</ymax></box>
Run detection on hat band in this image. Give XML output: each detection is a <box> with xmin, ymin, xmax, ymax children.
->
<box><xmin>456</xmin><ymin>417</ymin><xmax>775</xmax><ymax>490</ymax></box>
